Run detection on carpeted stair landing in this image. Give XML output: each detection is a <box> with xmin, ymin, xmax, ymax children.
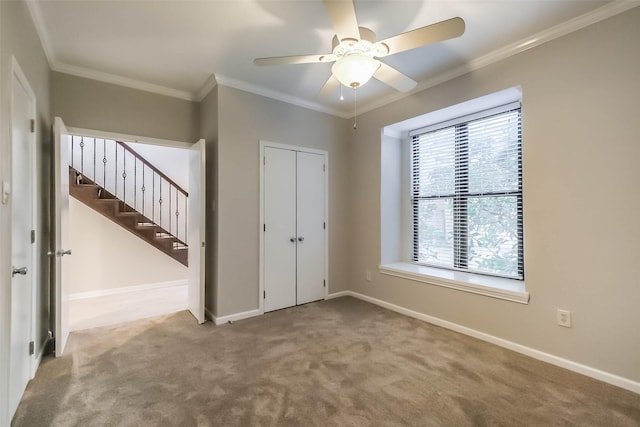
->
<box><xmin>12</xmin><ymin>297</ymin><xmax>640</xmax><ymax>426</ymax></box>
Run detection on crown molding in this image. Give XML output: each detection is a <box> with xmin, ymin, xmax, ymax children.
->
<box><xmin>195</xmin><ymin>74</ymin><xmax>219</xmax><ymax>102</ymax></box>
<box><xmin>25</xmin><ymin>0</ymin><xmax>197</xmax><ymax>101</ymax></box>
<box><xmin>52</xmin><ymin>62</ymin><xmax>196</xmax><ymax>101</ymax></box>
<box><xmin>207</xmin><ymin>1</ymin><xmax>639</xmax><ymax>118</ymax></box>
<box><xmin>355</xmin><ymin>1</ymin><xmax>640</xmax><ymax>117</ymax></box>
<box><xmin>214</xmin><ymin>74</ymin><xmax>349</xmax><ymax>118</ymax></box>
<box><xmin>24</xmin><ymin>0</ymin><xmax>55</xmax><ymax>66</ymax></box>
<box><xmin>24</xmin><ymin>0</ymin><xmax>639</xmax><ymax>113</ymax></box>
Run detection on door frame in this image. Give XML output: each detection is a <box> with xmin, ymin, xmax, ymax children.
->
<box><xmin>7</xmin><ymin>56</ymin><xmax>39</xmax><ymax>419</ymax></box>
<box><xmin>188</xmin><ymin>139</ymin><xmax>206</xmax><ymax>324</ymax></box>
<box><xmin>258</xmin><ymin>140</ymin><xmax>329</xmax><ymax>314</ymax></box>
<box><xmin>52</xmin><ymin>117</ymin><xmax>70</xmax><ymax>356</ymax></box>
<box><xmin>56</xmin><ymin>125</ymin><xmax>206</xmax><ymax>331</ymax></box>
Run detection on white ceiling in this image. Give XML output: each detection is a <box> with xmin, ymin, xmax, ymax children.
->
<box><xmin>28</xmin><ymin>0</ymin><xmax>632</xmax><ymax>117</ymax></box>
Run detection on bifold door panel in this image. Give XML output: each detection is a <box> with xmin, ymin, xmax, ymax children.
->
<box><xmin>296</xmin><ymin>152</ymin><xmax>326</xmax><ymax>305</ymax></box>
<box><xmin>264</xmin><ymin>148</ymin><xmax>297</xmax><ymax>312</ymax></box>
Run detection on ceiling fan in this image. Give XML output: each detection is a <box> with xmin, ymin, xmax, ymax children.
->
<box><xmin>254</xmin><ymin>0</ymin><xmax>465</xmax><ymax>98</ymax></box>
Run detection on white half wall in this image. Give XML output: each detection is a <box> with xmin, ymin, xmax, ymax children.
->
<box><xmin>68</xmin><ymin>197</ymin><xmax>187</xmax><ymax>294</ymax></box>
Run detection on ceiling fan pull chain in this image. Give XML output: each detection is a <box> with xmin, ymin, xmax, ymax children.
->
<box><xmin>340</xmin><ymin>84</ymin><xmax>344</xmax><ymax>101</ymax></box>
<box><xmin>353</xmin><ymin>86</ymin><xmax>358</xmax><ymax>130</ymax></box>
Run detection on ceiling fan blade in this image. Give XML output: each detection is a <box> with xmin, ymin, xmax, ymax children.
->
<box><xmin>377</xmin><ymin>17</ymin><xmax>465</xmax><ymax>56</ymax></box>
<box><xmin>374</xmin><ymin>62</ymin><xmax>417</xmax><ymax>92</ymax></box>
<box><xmin>254</xmin><ymin>54</ymin><xmax>335</xmax><ymax>66</ymax></box>
<box><xmin>323</xmin><ymin>0</ymin><xmax>360</xmax><ymax>42</ymax></box>
<box><xmin>317</xmin><ymin>74</ymin><xmax>340</xmax><ymax>99</ymax></box>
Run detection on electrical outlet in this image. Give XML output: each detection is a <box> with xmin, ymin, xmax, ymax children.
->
<box><xmin>365</xmin><ymin>271</ymin><xmax>372</xmax><ymax>282</ymax></box>
<box><xmin>557</xmin><ymin>309</ymin><xmax>572</xmax><ymax>327</ymax></box>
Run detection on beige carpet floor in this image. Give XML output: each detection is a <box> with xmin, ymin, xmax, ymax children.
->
<box><xmin>12</xmin><ymin>297</ymin><xmax>640</xmax><ymax>426</ymax></box>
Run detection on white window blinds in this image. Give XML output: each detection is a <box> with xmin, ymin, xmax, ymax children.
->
<box><xmin>411</xmin><ymin>102</ymin><xmax>523</xmax><ymax>279</ymax></box>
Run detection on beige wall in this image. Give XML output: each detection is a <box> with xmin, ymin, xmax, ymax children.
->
<box><xmin>199</xmin><ymin>85</ymin><xmax>218</xmax><ymax>315</ymax></box>
<box><xmin>68</xmin><ymin>198</ymin><xmax>187</xmax><ymax>294</ymax></box>
<box><xmin>348</xmin><ymin>8</ymin><xmax>640</xmax><ymax>382</ymax></box>
<box><xmin>0</xmin><ymin>0</ymin><xmax>52</xmax><ymax>423</ymax></box>
<box><xmin>51</xmin><ymin>72</ymin><xmax>200</xmax><ymax>143</ymax></box>
<box><xmin>214</xmin><ymin>86</ymin><xmax>349</xmax><ymax>317</ymax></box>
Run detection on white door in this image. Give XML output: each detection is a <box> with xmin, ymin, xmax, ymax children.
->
<box><xmin>188</xmin><ymin>139</ymin><xmax>206</xmax><ymax>323</ymax></box>
<box><xmin>263</xmin><ymin>147</ymin><xmax>297</xmax><ymax>312</ymax></box>
<box><xmin>9</xmin><ymin>60</ymin><xmax>37</xmax><ymax>418</ymax></box>
<box><xmin>296</xmin><ymin>152</ymin><xmax>326</xmax><ymax>305</ymax></box>
<box><xmin>53</xmin><ymin>117</ymin><xmax>71</xmax><ymax>356</ymax></box>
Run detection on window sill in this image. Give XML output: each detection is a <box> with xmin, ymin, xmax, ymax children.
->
<box><xmin>378</xmin><ymin>262</ymin><xmax>529</xmax><ymax>304</ymax></box>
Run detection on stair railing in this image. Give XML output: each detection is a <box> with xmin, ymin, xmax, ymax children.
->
<box><xmin>69</xmin><ymin>135</ymin><xmax>188</xmax><ymax>245</ymax></box>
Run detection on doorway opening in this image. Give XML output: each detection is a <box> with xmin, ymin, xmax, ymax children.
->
<box><xmin>53</xmin><ymin>119</ymin><xmax>205</xmax><ymax>355</ymax></box>
<box><xmin>66</xmin><ymin>136</ymin><xmax>191</xmax><ymax>331</ymax></box>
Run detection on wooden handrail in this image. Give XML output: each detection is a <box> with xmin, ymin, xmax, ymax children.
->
<box><xmin>117</xmin><ymin>141</ymin><xmax>188</xmax><ymax>197</ymax></box>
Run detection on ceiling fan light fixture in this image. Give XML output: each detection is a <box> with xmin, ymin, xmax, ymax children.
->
<box><xmin>331</xmin><ymin>53</ymin><xmax>380</xmax><ymax>88</ymax></box>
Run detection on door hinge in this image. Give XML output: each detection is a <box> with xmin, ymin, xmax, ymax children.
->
<box><xmin>29</xmin><ymin>341</ymin><xmax>35</xmax><ymax>355</ymax></box>
<box><xmin>30</xmin><ymin>119</ymin><xmax>35</xmax><ymax>133</ymax></box>
<box><xmin>323</xmin><ymin>222</ymin><xmax>326</xmax><ymax>230</ymax></box>
<box><xmin>263</xmin><ymin>224</ymin><xmax>266</xmax><ymax>232</ymax></box>
<box><xmin>263</xmin><ymin>290</ymin><xmax>266</xmax><ymax>299</ymax></box>
<box><xmin>323</xmin><ymin>163</ymin><xmax>326</xmax><ymax>172</ymax></box>
<box><xmin>263</xmin><ymin>156</ymin><xmax>266</xmax><ymax>165</ymax></box>
<box><xmin>31</xmin><ymin>229</ymin><xmax>36</xmax><ymax>244</ymax></box>
<box><xmin>323</xmin><ymin>280</ymin><xmax>326</xmax><ymax>288</ymax></box>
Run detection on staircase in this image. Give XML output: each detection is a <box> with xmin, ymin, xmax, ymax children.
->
<box><xmin>68</xmin><ymin>137</ymin><xmax>189</xmax><ymax>266</ymax></box>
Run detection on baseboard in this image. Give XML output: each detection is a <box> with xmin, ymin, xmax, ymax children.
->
<box><xmin>326</xmin><ymin>290</ymin><xmax>351</xmax><ymax>299</ymax></box>
<box><xmin>213</xmin><ymin>292</ymin><xmax>352</xmax><ymax>324</ymax></box>
<box><xmin>34</xmin><ymin>344</ymin><xmax>45</xmax><ymax>375</ymax></box>
<box><xmin>212</xmin><ymin>291</ymin><xmax>348</xmax><ymax>324</ymax></box>
<box><xmin>336</xmin><ymin>290</ymin><xmax>640</xmax><ymax>395</ymax></box>
<box><xmin>68</xmin><ymin>279</ymin><xmax>188</xmax><ymax>301</ymax></box>
<box><xmin>30</xmin><ymin>335</ymin><xmax>51</xmax><ymax>379</ymax></box>
<box><xmin>213</xmin><ymin>309</ymin><xmax>262</xmax><ymax>325</ymax></box>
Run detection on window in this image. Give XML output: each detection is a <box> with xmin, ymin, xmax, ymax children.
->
<box><xmin>410</xmin><ymin>102</ymin><xmax>523</xmax><ymax>280</ymax></box>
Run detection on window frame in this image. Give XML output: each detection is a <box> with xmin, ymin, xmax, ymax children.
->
<box><xmin>410</xmin><ymin>102</ymin><xmax>524</xmax><ymax>280</ymax></box>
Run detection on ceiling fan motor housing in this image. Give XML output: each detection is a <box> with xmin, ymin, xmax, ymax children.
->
<box><xmin>331</xmin><ymin>27</ymin><xmax>388</xmax><ymax>57</ymax></box>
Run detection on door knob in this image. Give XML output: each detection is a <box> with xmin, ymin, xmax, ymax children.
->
<box><xmin>12</xmin><ymin>266</ymin><xmax>27</xmax><ymax>277</ymax></box>
<box><xmin>298</xmin><ymin>236</ymin><xmax>304</xmax><ymax>242</ymax></box>
<box><xmin>48</xmin><ymin>249</ymin><xmax>72</xmax><ymax>257</ymax></box>
<box><xmin>290</xmin><ymin>237</ymin><xmax>296</xmax><ymax>243</ymax></box>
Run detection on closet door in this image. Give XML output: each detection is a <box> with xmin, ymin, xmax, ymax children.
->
<box><xmin>263</xmin><ymin>147</ymin><xmax>297</xmax><ymax>312</ymax></box>
<box><xmin>296</xmin><ymin>152</ymin><xmax>326</xmax><ymax>305</ymax></box>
